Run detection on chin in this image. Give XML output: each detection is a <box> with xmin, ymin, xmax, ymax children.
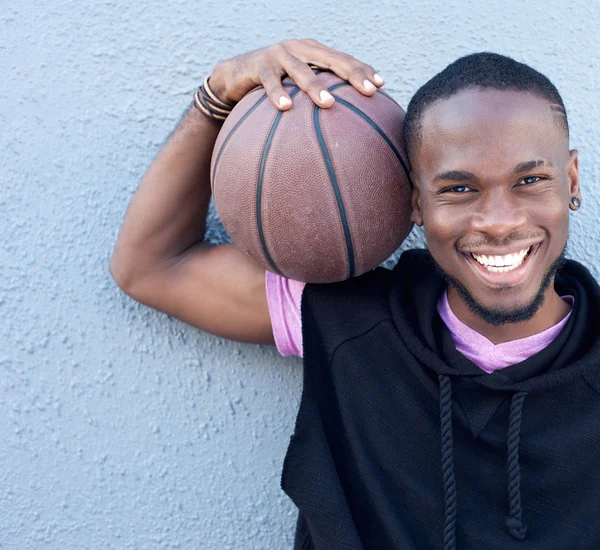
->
<box><xmin>457</xmin><ymin>286</ymin><xmax>547</xmax><ymax>326</ymax></box>
<box><xmin>429</xmin><ymin>248</ymin><xmax>567</xmax><ymax>326</ymax></box>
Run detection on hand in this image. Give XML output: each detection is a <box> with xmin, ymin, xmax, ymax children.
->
<box><xmin>209</xmin><ymin>38</ymin><xmax>384</xmax><ymax>110</ymax></box>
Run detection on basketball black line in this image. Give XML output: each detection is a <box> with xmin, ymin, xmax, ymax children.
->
<box><xmin>376</xmin><ymin>88</ymin><xmax>402</xmax><ymax>108</ymax></box>
<box><xmin>211</xmin><ymin>92</ymin><xmax>269</xmax><ymax>201</ymax></box>
<box><xmin>256</xmin><ymin>86</ymin><xmax>301</xmax><ymax>276</ymax></box>
<box><xmin>326</xmin><ymin>82</ymin><xmax>411</xmax><ymax>184</ymax></box>
<box><xmin>331</xmin><ymin>95</ymin><xmax>412</xmax><ymax>185</ymax></box>
<box><xmin>328</xmin><ymin>82</ymin><xmax>348</xmax><ymax>93</ymax></box>
<box><xmin>313</xmin><ymin>104</ymin><xmax>356</xmax><ymax>280</ymax></box>
<box><xmin>327</xmin><ymin>81</ymin><xmax>399</xmax><ymax>107</ymax></box>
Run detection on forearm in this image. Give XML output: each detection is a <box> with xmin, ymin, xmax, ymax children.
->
<box><xmin>109</xmin><ymin>101</ymin><xmax>222</xmax><ymax>285</ymax></box>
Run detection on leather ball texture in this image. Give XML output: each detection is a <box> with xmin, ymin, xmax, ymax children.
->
<box><xmin>210</xmin><ymin>70</ymin><xmax>413</xmax><ymax>284</ymax></box>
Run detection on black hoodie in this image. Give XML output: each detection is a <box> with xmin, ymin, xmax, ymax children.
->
<box><xmin>281</xmin><ymin>248</ymin><xmax>600</xmax><ymax>549</ymax></box>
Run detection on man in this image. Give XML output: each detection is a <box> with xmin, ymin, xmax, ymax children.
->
<box><xmin>109</xmin><ymin>40</ymin><xmax>600</xmax><ymax>549</ymax></box>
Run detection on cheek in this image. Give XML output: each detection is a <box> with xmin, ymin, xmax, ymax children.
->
<box><xmin>552</xmin><ymin>211</ymin><xmax>570</xmax><ymax>250</ymax></box>
<box><xmin>531</xmin><ymin>190</ymin><xmax>570</xmax><ymax>240</ymax></box>
<box><xmin>422</xmin><ymin>203</ymin><xmax>467</xmax><ymax>248</ymax></box>
<box><xmin>422</xmin><ymin>206</ymin><xmax>470</xmax><ymax>272</ymax></box>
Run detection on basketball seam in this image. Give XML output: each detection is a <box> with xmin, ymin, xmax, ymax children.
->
<box><xmin>313</xmin><ymin>104</ymin><xmax>355</xmax><ymax>280</ymax></box>
<box><xmin>256</xmin><ymin>86</ymin><xmax>301</xmax><ymax>277</ymax></box>
<box><xmin>331</xmin><ymin>95</ymin><xmax>412</xmax><ymax>185</ymax></box>
<box><xmin>326</xmin><ymin>83</ymin><xmax>412</xmax><ymax>185</ymax></box>
<box><xmin>211</xmin><ymin>92</ymin><xmax>269</xmax><ymax>201</ymax></box>
<box><xmin>376</xmin><ymin>88</ymin><xmax>402</xmax><ymax>108</ymax></box>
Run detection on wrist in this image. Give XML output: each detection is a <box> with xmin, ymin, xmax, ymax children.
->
<box><xmin>208</xmin><ymin>63</ymin><xmax>234</xmax><ymax>106</ymax></box>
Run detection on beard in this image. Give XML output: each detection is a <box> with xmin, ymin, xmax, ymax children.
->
<box><xmin>429</xmin><ymin>245</ymin><xmax>567</xmax><ymax>326</ymax></box>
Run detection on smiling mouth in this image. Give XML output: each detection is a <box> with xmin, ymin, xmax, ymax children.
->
<box><xmin>471</xmin><ymin>247</ymin><xmax>532</xmax><ymax>273</ymax></box>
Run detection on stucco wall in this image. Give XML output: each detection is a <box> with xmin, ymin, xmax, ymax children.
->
<box><xmin>2</xmin><ymin>0</ymin><xmax>599</xmax><ymax>547</ymax></box>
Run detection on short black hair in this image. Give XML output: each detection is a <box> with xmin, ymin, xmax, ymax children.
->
<box><xmin>403</xmin><ymin>52</ymin><xmax>569</xmax><ymax>164</ymax></box>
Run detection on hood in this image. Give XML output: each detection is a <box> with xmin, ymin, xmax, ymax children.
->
<box><xmin>387</xmin><ymin>248</ymin><xmax>600</xmax><ymax>549</ymax></box>
<box><xmin>389</xmin><ymin>248</ymin><xmax>600</xmax><ymax>393</ymax></box>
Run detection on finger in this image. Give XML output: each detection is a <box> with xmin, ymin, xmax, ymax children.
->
<box><xmin>288</xmin><ymin>40</ymin><xmax>384</xmax><ymax>96</ymax></box>
<box><xmin>345</xmin><ymin>63</ymin><xmax>382</xmax><ymax>96</ymax></box>
<box><xmin>325</xmin><ymin>52</ymin><xmax>383</xmax><ymax>95</ymax></box>
<box><xmin>257</xmin><ymin>65</ymin><xmax>293</xmax><ymax>111</ymax></box>
<box><xmin>279</xmin><ymin>51</ymin><xmax>335</xmax><ymax>108</ymax></box>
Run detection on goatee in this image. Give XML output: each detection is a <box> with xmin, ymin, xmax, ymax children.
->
<box><xmin>428</xmin><ymin>246</ymin><xmax>567</xmax><ymax>326</ymax></box>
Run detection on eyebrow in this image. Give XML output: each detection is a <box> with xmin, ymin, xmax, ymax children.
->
<box><xmin>433</xmin><ymin>159</ymin><xmax>555</xmax><ymax>182</ymax></box>
<box><xmin>512</xmin><ymin>159</ymin><xmax>554</xmax><ymax>174</ymax></box>
<box><xmin>433</xmin><ymin>170</ymin><xmax>477</xmax><ymax>182</ymax></box>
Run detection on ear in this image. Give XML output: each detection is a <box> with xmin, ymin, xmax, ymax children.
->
<box><xmin>410</xmin><ymin>174</ymin><xmax>424</xmax><ymax>227</ymax></box>
<box><xmin>567</xmin><ymin>148</ymin><xmax>580</xmax><ymax>199</ymax></box>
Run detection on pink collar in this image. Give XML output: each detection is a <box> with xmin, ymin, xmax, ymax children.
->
<box><xmin>436</xmin><ymin>289</ymin><xmax>574</xmax><ymax>373</ymax></box>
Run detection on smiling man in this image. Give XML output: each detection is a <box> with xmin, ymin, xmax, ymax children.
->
<box><xmin>110</xmin><ymin>42</ymin><xmax>600</xmax><ymax>549</ymax></box>
<box><xmin>409</xmin><ymin>81</ymin><xmax>577</xmax><ymax>343</ymax></box>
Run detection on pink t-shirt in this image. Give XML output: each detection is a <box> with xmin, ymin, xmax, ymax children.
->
<box><xmin>265</xmin><ymin>270</ymin><xmax>574</xmax><ymax>371</ymax></box>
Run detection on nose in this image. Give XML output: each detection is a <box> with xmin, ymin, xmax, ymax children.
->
<box><xmin>471</xmin><ymin>190</ymin><xmax>528</xmax><ymax>239</ymax></box>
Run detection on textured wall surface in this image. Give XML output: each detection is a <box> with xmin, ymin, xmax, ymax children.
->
<box><xmin>2</xmin><ymin>0</ymin><xmax>599</xmax><ymax>548</ymax></box>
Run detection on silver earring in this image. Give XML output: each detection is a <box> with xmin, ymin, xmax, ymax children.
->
<box><xmin>570</xmin><ymin>196</ymin><xmax>581</xmax><ymax>210</ymax></box>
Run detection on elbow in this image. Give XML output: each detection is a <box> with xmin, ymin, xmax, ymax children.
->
<box><xmin>108</xmin><ymin>256</ymin><xmax>136</xmax><ymax>294</ymax></box>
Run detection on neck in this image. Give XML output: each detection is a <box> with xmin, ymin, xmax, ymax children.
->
<box><xmin>447</xmin><ymin>285</ymin><xmax>571</xmax><ymax>344</ymax></box>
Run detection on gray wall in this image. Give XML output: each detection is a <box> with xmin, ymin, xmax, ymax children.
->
<box><xmin>2</xmin><ymin>0</ymin><xmax>599</xmax><ymax>547</ymax></box>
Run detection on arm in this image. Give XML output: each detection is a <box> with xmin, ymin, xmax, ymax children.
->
<box><xmin>108</xmin><ymin>39</ymin><xmax>384</xmax><ymax>344</ymax></box>
<box><xmin>108</xmin><ymin>98</ymin><xmax>274</xmax><ymax>342</ymax></box>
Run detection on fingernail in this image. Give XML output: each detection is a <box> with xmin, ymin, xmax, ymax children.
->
<box><xmin>279</xmin><ymin>96</ymin><xmax>292</xmax><ymax>107</ymax></box>
<box><xmin>373</xmin><ymin>73</ymin><xmax>384</xmax><ymax>85</ymax></box>
<box><xmin>363</xmin><ymin>79</ymin><xmax>376</xmax><ymax>91</ymax></box>
<box><xmin>320</xmin><ymin>90</ymin><xmax>334</xmax><ymax>102</ymax></box>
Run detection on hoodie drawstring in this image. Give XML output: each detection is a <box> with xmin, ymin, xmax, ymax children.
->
<box><xmin>439</xmin><ymin>374</ymin><xmax>457</xmax><ymax>550</ymax></box>
<box><xmin>505</xmin><ymin>391</ymin><xmax>528</xmax><ymax>540</ymax></box>
<box><xmin>438</xmin><ymin>376</ymin><xmax>529</xmax><ymax>549</ymax></box>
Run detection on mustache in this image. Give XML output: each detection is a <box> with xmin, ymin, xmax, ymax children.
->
<box><xmin>459</xmin><ymin>231</ymin><xmax>545</xmax><ymax>250</ymax></box>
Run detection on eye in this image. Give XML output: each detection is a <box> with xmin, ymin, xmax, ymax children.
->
<box><xmin>518</xmin><ymin>176</ymin><xmax>542</xmax><ymax>185</ymax></box>
<box><xmin>445</xmin><ymin>185</ymin><xmax>472</xmax><ymax>193</ymax></box>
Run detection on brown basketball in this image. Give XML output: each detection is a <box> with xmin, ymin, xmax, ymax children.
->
<box><xmin>210</xmin><ymin>70</ymin><xmax>413</xmax><ymax>284</ymax></box>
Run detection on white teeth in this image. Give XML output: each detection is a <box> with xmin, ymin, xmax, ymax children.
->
<box><xmin>471</xmin><ymin>247</ymin><xmax>531</xmax><ymax>272</ymax></box>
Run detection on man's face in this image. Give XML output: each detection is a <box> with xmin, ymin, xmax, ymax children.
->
<box><xmin>410</xmin><ymin>88</ymin><xmax>580</xmax><ymax>322</ymax></box>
